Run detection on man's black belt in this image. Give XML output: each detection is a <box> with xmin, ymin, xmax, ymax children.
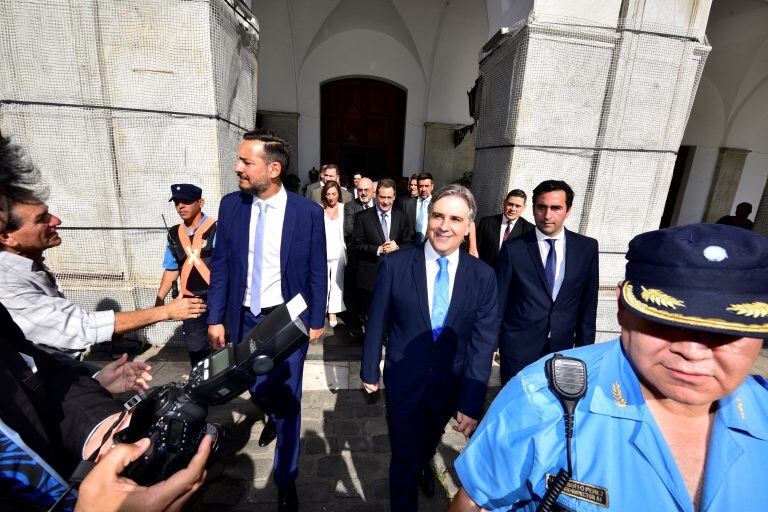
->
<box><xmin>242</xmin><ymin>304</ymin><xmax>283</xmax><ymax>316</ymax></box>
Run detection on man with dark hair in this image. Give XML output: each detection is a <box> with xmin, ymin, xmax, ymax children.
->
<box><xmin>452</xmin><ymin>223</ymin><xmax>768</xmax><ymax>511</ymax></box>
<box><xmin>396</xmin><ymin>172</ymin><xmax>416</xmax><ymax>215</ymax></box>
<box><xmin>351</xmin><ymin>172</ymin><xmax>363</xmax><ymax>199</ymax></box>
<box><xmin>207</xmin><ymin>129</ymin><xmax>326</xmax><ymax>512</ymax></box>
<box><xmin>351</xmin><ymin>178</ymin><xmax>413</xmax><ymax>319</ymax></box>
<box><xmin>155</xmin><ymin>183</ymin><xmax>217</xmax><ymax>366</ymax></box>
<box><xmin>494</xmin><ymin>179</ymin><xmax>599</xmax><ymax>383</ymax></box>
<box><xmin>0</xmin><ymin>136</ymin><xmax>210</xmax><ymax>511</ymax></box>
<box><xmin>362</xmin><ymin>185</ymin><xmax>498</xmax><ymax>511</ymax></box>
<box><xmin>310</xmin><ymin>164</ymin><xmax>352</xmax><ymax>204</ymax></box>
<box><xmin>717</xmin><ymin>201</ymin><xmax>754</xmax><ymax>230</ymax></box>
<box><xmin>400</xmin><ymin>172</ymin><xmax>434</xmax><ymax>243</ymax></box>
<box><xmin>476</xmin><ymin>189</ymin><xmax>534</xmax><ymax>266</ymax></box>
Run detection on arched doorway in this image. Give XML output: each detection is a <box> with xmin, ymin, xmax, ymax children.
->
<box><xmin>321</xmin><ymin>78</ymin><xmax>406</xmax><ymax>181</ymax></box>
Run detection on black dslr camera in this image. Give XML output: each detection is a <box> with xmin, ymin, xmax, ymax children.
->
<box><xmin>112</xmin><ymin>295</ymin><xmax>309</xmax><ymax>486</ymax></box>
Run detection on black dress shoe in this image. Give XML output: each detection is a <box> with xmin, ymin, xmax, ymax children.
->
<box><xmin>277</xmin><ymin>482</ymin><xmax>298</xmax><ymax>512</ymax></box>
<box><xmin>419</xmin><ymin>467</ymin><xmax>436</xmax><ymax>498</ymax></box>
<box><xmin>258</xmin><ymin>419</ymin><xmax>277</xmax><ymax>447</ymax></box>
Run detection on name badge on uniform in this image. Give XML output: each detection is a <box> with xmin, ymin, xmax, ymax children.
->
<box><xmin>545</xmin><ymin>474</ymin><xmax>609</xmax><ymax>507</ymax></box>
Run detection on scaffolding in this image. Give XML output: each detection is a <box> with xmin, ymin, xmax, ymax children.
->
<box><xmin>0</xmin><ymin>0</ymin><xmax>259</xmax><ymax>346</ymax></box>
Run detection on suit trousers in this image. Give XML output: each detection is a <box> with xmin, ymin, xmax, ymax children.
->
<box><xmin>238</xmin><ymin>308</ymin><xmax>308</xmax><ymax>489</ymax></box>
<box><xmin>386</xmin><ymin>398</ymin><xmax>454</xmax><ymax>511</ymax></box>
<box><xmin>500</xmin><ymin>337</ymin><xmax>552</xmax><ymax>385</ymax></box>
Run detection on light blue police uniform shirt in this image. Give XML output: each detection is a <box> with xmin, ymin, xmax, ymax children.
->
<box><xmin>455</xmin><ymin>339</ymin><xmax>768</xmax><ymax>512</ymax></box>
<box><xmin>162</xmin><ymin>213</ymin><xmax>215</xmax><ymax>271</ymax></box>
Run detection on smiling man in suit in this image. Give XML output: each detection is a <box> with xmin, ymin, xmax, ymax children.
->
<box><xmin>495</xmin><ymin>179</ymin><xmax>599</xmax><ymax>384</ymax></box>
<box><xmin>351</xmin><ymin>178</ymin><xmax>413</xmax><ymax>319</ymax></box>
<box><xmin>361</xmin><ymin>185</ymin><xmax>499</xmax><ymax>511</ymax></box>
<box><xmin>206</xmin><ymin>130</ymin><xmax>326</xmax><ymax>512</ymax></box>
<box><xmin>476</xmin><ymin>189</ymin><xmax>534</xmax><ymax>266</ymax></box>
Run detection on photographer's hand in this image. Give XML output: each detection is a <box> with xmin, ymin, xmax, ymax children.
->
<box><xmin>165</xmin><ymin>296</ymin><xmax>206</xmax><ymax>321</ymax></box>
<box><xmin>75</xmin><ymin>435</ymin><xmax>211</xmax><ymax>512</ymax></box>
<box><xmin>96</xmin><ymin>353</ymin><xmax>152</xmax><ymax>395</ymax></box>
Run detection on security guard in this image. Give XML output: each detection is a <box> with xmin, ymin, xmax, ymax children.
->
<box><xmin>450</xmin><ymin>223</ymin><xmax>768</xmax><ymax>511</ymax></box>
<box><xmin>156</xmin><ymin>184</ymin><xmax>217</xmax><ymax>366</ymax></box>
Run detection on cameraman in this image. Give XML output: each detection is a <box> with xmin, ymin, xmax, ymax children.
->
<box><xmin>0</xmin><ymin>136</ymin><xmax>210</xmax><ymax>511</ymax></box>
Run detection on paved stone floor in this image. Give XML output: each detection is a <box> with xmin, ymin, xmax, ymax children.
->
<box><xmin>89</xmin><ymin>318</ymin><xmax>768</xmax><ymax>511</ymax></box>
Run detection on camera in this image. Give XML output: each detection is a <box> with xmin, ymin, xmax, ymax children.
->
<box><xmin>113</xmin><ymin>294</ymin><xmax>309</xmax><ymax>485</ymax></box>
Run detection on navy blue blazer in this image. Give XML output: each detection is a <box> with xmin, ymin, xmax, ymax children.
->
<box><xmin>495</xmin><ymin>228</ymin><xmax>599</xmax><ymax>365</ymax></box>
<box><xmin>206</xmin><ymin>189</ymin><xmax>327</xmax><ymax>338</ymax></box>
<box><xmin>361</xmin><ymin>245</ymin><xmax>499</xmax><ymax>419</ymax></box>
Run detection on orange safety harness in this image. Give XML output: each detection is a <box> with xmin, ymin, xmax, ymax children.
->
<box><xmin>176</xmin><ymin>216</ymin><xmax>216</xmax><ymax>296</ymax></box>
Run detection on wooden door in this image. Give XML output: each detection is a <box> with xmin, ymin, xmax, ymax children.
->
<box><xmin>321</xmin><ymin>78</ymin><xmax>406</xmax><ymax>181</ymax></box>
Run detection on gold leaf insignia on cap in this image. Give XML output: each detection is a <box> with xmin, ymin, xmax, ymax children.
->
<box><xmin>726</xmin><ymin>302</ymin><xmax>768</xmax><ymax>319</ymax></box>
<box><xmin>612</xmin><ymin>382</ymin><xmax>627</xmax><ymax>408</ymax></box>
<box><xmin>640</xmin><ymin>286</ymin><xmax>685</xmax><ymax>310</ymax></box>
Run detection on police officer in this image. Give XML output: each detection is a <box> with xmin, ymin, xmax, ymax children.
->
<box><xmin>450</xmin><ymin>223</ymin><xmax>768</xmax><ymax>511</ymax></box>
<box><xmin>156</xmin><ymin>184</ymin><xmax>217</xmax><ymax>366</ymax></box>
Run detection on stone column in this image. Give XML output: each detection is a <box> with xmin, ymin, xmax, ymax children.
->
<box><xmin>753</xmin><ymin>176</ymin><xmax>768</xmax><ymax>237</ymax></box>
<box><xmin>423</xmin><ymin>122</ymin><xmax>475</xmax><ymax>187</ymax></box>
<box><xmin>258</xmin><ymin>110</ymin><xmax>300</xmax><ymax>181</ymax></box>
<box><xmin>470</xmin><ymin>0</ymin><xmax>712</xmax><ymax>340</ymax></box>
<box><xmin>703</xmin><ymin>147</ymin><xmax>751</xmax><ymax>222</ymax></box>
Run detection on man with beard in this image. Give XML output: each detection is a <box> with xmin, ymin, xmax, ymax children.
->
<box><xmin>206</xmin><ymin>130</ymin><xmax>326</xmax><ymax>512</ymax></box>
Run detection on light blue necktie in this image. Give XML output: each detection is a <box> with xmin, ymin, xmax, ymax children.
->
<box><xmin>416</xmin><ymin>199</ymin><xmax>426</xmax><ymax>243</ymax></box>
<box><xmin>431</xmin><ymin>256</ymin><xmax>449</xmax><ymax>341</ymax></box>
<box><xmin>249</xmin><ymin>201</ymin><xmax>266</xmax><ymax>316</ymax></box>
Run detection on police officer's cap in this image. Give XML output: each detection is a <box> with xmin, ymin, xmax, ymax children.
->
<box><xmin>169</xmin><ymin>184</ymin><xmax>202</xmax><ymax>202</ymax></box>
<box><xmin>621</xmin><ymin>223</ymin><xmax>768</xmax><ymax>338</ymax></box>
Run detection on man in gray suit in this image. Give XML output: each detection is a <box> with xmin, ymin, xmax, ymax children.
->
<box><xmin>310</xmin><ymin>164</ymin><xmax>352</xmax><ymax>204</ymax></box>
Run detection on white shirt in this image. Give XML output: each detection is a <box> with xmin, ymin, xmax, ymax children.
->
<box><xmin>498</xmin><ymin>217</ymin><xmax>519</xmax><ymax>250</ymax></box>
<box><xmin>535</xmin><ymin>228</ymin><xmax>566</xmax><ymax>300</ymax></box>
<box><xmin>376</xmin><ymin>206</ymin><xmax>391</xmax><ymax>241</ymax></box>
<box><xmin>243</xmin><ymin>186</ymin><xmax>287</xmax><ymax>309</ymax></box>
<box><xmin>0</xmin><ymin>251</ymin><xmax>115</xmax><ymax>352</ymax></box>
<box><xmin>416</xmin><ymin>195</ymin><xmax>432</xmax><ymax>237</ymax></box>
<box><xmin>424</xmin><ymin>241</ymin><xmax>460</xmax><ymax>314</ymax></box>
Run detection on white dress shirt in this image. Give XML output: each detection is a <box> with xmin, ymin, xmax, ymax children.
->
<box><xmin>424</xmin><ymin>241</ymin><xmax>460</xmax><ymax>314</ymax></box>
<box><xmin>535</xmin><ymin>227</ymin><xmax>566</xmax><ymax>300</ymax></box>
<box><xmin>416</xmin><ymin>195</ymin><xmax>432</xmax><ymax>237</ymax></box>
<box><xmin>243</xmin><ymin>186</ymin><xmax>287</xmax><ymax>308</ymax></box>
<box><xmin>0</xmin><ymin>251</ymin><xmax>115</xmax><ymax>352</ymax></box>
<box><xmin>498</xmin><ymin>218</ymin><xmax>519</xmax><ymax>250</ymax></box>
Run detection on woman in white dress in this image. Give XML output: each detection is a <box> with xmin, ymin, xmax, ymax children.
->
<box><xmin>321</xmin><ymin>181</ymin><xmax>346</xmax><ymax>326</ymax></box>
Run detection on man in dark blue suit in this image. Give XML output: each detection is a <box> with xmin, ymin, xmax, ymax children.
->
<box><xmin>361</xmin><ymin>185</ymin><xmax>499</xmax><ymax>512</ymax></box>
<box><xmin>207</xmin><ymin>130</ymin><xmax>326</xmax><ymax>512</ymax></box>
<box><xmin>495</xmin><ymin>180</ymin><xmax>599</xmax><ymax>384</ymax></box>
